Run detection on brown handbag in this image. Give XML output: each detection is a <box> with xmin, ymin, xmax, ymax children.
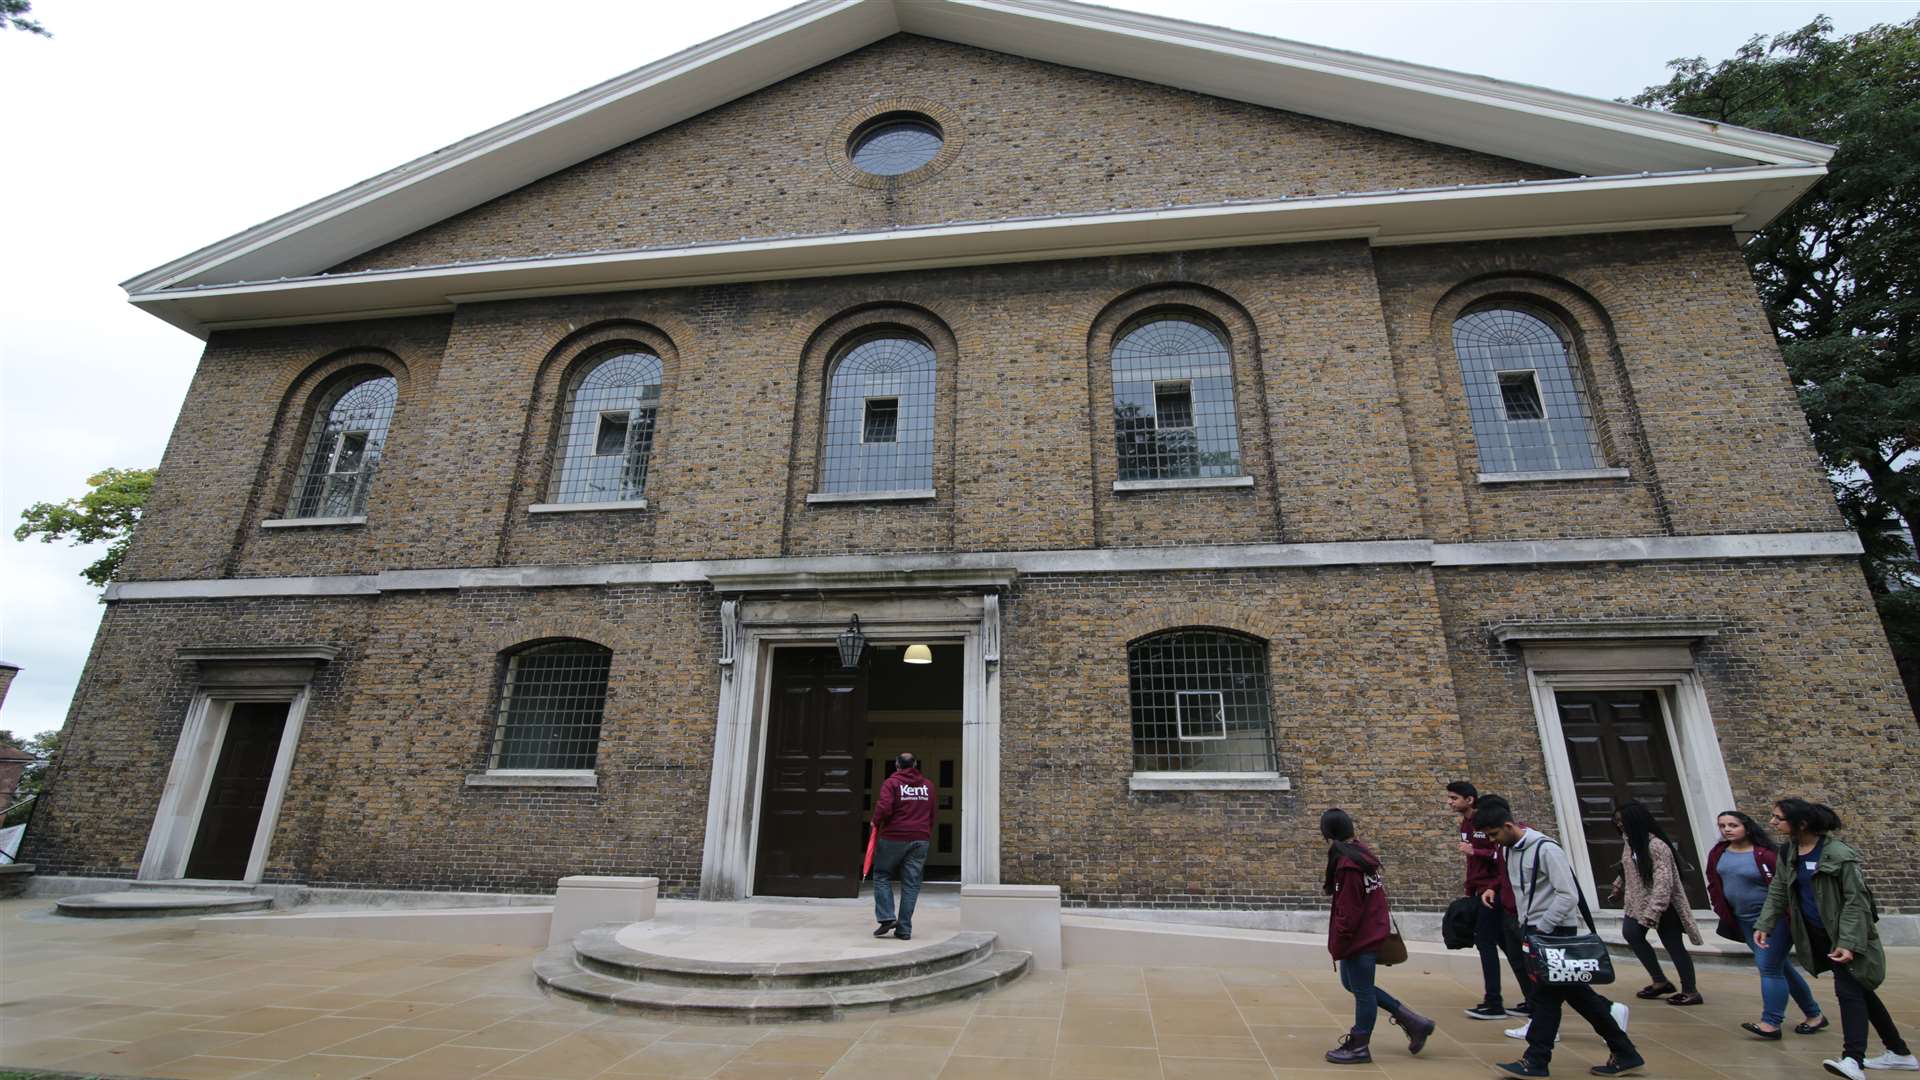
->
<box><xmin>1377</xmin><ymin>919</ymin><xmax>1409</xmax><ymax>966</ymax></box>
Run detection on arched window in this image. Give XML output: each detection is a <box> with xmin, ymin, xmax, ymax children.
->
<box><xmin>552</xmin><ymin>351</ymin><xmax>663</xmax><ymax>504</ymax></box>
<box><xmin>1451</xmin><ymin>307</ymin><xmax>1604</xmax><ymax>474</ymax></box>
<box><xmin>1111</xmin><ymin>316</ymin><xmax>1242</xmax><ymax>481</ymax></box>
<box><xmin>821</xmin><ymin>333</ymin><xmax>936</xmax><ymax>494</ymax></box>
<box><xmin>489</xmin><ymin>641</ymin><xmax>612</xmax><ymax>771</ymax></box>
<box><xmin>1128</xmin><ymin>630</ymin><xmax>1275</xmax><ymax>774</ymax></box>
<box><xmin>289</xmin><ymin>372</ymin><xmax>398</xmax><ymax>519</ymax></box>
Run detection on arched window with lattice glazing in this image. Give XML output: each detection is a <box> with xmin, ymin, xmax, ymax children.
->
<box><xmin>551</xmin><ymin>351</ymin><xmax>664</xmax><ymax>504</ymax></box>
<box><xmin>1127</xmin><ymin>629</ymin><xmax>1276</xmax><ymax>774</ymax></box>
<box><xmin>289</xmin><ymin>372</ymin><xmax>398</xmax><ymax>519</ymax></box>
<box><xmin>489</xmin><ymin>640</ymin><xmax>612</xmax><ymax>771</ymax></box>
<box><xmin>820</xmin><ymin>333</ymin><xmax>936</xmax><ymax>494</ymax></box>
<box><xmin>1451</xmin><ymin>306</ymin><xmax>1604</xmax><ymax>474</ymax></box>
<box><xmin>1111</xmin><ymin>317</ymin><xmax>1243</xmax><ymax>481</ymax></box>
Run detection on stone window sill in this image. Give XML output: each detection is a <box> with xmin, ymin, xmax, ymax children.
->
<box><xmin>1129</xmin><ymin>771</ymin><xmax>1290</xmax><ymax>792</ymax></box>
<box><xmin>260</xmin><ymin>516</ymin><xmax>367</xmax><ymax>529</ymax></box>
<box><xmin>1113</xmin><ymin>476</ymin><xmax>1254</xmax><ymax>493</ymax></box>
<box><xmin>1477</xmin><ymin>468</ymin><xmax>1630</xmax><ymax>485</ymax></box>
<box><xmin>465</xmin><ymin>770</ymin><xmax>598</xmax><ymax>789</ymax></box>
<box><xmin>528</xmin><ymin>499</ymin><xmax>648</xmax><ymax>514</ymax></box>
<box><xmin>806</xmin><ymin>489</ymin><xmax>936</xmax><ymax>505</ymax></box>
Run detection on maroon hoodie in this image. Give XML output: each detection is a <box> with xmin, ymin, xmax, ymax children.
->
<box><xmin>1327</xmin><ymin>841</ymin><xmax>1392</xmax><ymax>960</ymax></box>
<box><xmin>1705</xmin><ymin>839</ymin><xmax>1779</xmax><ymax>926</ymax></box>
<box><xmin>1462</xmin><ymin>817</ymin><xmax>1502</xmax><ymax>896</ymax></box>
<box><xmin>872</xmin><ymin>766</ymin><xmax>935</xmax><ymax>841</ymax></box>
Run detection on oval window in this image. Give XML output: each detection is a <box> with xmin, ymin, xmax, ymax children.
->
<box><xmin>848</xmin><ymin>115</ymin><xmax>943</xmax><ymax>176</ymax></box>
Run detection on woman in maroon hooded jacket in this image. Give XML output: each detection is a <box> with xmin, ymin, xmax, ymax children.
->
<box><xmin>1323</xmin><ymin>808</ymin><xmax>1437</xmax><ymax>1065</ymax></box>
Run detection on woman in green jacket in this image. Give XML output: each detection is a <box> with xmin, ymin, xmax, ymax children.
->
<box><xmin>1754</xmin><ymin>799</ymin><xmax>1915</xmax><ymax>1080</ymax></box>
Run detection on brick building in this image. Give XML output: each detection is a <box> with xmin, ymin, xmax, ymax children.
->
<box><xmin>27</xmin><ymin>0</ymin><xmax>1920</xmax><ymax>916</ymax></box>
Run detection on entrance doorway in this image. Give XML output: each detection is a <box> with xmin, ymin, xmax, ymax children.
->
<box><xmin>1553</xmin><ymin>689</ymin><xmax>1708</xmax><ymax>909</ymax></box>
<box><xmin>183</xmin><ymin>702</ymin><xmax>291</xmax><ymax>880</ymax></box>
<box><xmin>864</xmin><ymin>643</ymin><xmax>963</xmax><ymax>883</ymax></box>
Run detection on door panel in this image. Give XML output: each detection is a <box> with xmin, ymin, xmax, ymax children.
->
<box><xmin>184</xmin><ymin>702</ymin><xmax>290</xmax><ymax>881</ymax></box>
<box><xmin>1555</xmin><ymin>690</ymin><xmax>1707</xmax><ymax>909</ymax></box>
<box><xmin>754</xmin><ymin>648</ymin><xmax>869</xmax><ymax>898</ymax></box>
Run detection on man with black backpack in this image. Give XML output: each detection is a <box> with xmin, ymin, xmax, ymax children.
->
<box><xmin>1476</xmin><ymin>802</ymin><xmax>1646</xmax><ymax>1078</ymax></box>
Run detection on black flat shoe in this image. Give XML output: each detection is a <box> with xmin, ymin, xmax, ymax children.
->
<box><xmin>1634</xmin><ymin>982</ymin><xmax>1677</xmax><ymax>999</ymax></box>
<box><xmin>1796</xmin><ymin>1017</ymin><xmax>1831</xmax><ymax>1035</ymax></box>
<box><xmin>1742</xmin><ymin>1022</ymin><xmax>1783</xmax><ymax>1041</ymax></box>
<box><xmin>873</xmin><ymin>921</ymin><xmax>896</xmax><ymax>937</ymax></box>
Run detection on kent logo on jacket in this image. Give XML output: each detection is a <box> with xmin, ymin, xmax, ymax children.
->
<box><xmin>872</xmin><ymin>767</ymin><xmax>936</xmax><ymax>841</ymax></box>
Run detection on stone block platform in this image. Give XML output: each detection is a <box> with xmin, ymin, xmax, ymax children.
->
<box><xmin>54</xmin><ymin>880</ymin><xmax>271</xmax><ymax>918</ymax></box>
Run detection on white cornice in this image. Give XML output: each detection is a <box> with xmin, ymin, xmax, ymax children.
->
<box><xmin>127</xmin><ymin>165</ymin><xmax>1822</xmax><ymax>339</ymax></box>
<box><xmin>119</xmin><ymin>0</ymin><xmax>1832</xmax><ymax>306</ymax></box>
<box><xmin>102</xmin><ymin>531</ymin><xmax>1864</xmax><ymax>601</ymax></box>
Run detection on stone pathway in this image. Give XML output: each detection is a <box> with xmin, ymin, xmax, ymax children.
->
<box><xmin>3</xmin><ymin>897</ymin><xmax>1918</xmax><ymax>1079</ymax></box>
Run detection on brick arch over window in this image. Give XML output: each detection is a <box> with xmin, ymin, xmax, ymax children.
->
<box><xmin>789</xmin><ymin>303</ymin><xmax>959</xmax><ymax>501</ymax></box>
<box><xmin>517</xmin><ymin>321</ymin><xmax>682</xmax><ymax>512</ymax></box>
<box><xmin>271</xmin><ymin>350</ymin><xmax>408</xmax><ymax>521</ymax></box>
<box><xmin>1124</xmin><ymin>626</ymin><xmax>1279</xmax><ymax>775</ymax></box>
<box><xmin>487</xmin><ymin>637</ymin><xmax>614</xmax><ymax>772</ymax></box>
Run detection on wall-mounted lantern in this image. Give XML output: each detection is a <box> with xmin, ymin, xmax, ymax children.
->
<box><xmin>836</xmin><ymin>615</ymin><xmax>867</xmax><ymax>670</ymax></box>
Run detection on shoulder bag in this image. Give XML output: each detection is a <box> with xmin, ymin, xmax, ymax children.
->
<box><xmin>1519</xmin><ymin>839</ymin><xmax>1615</xmax><ymax>986</ymax></box>
<box><xmin>1377</xmin><ymin>918</ymin><xmax>1409</xmax><ymax>966</ymax></box>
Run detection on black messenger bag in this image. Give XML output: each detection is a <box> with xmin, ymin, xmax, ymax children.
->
<box><xmin>1518</xmin><ymin>839</ymin><xmax>1615</xmax><ymax>986</ymax></box>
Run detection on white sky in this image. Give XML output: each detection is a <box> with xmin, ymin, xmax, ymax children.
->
<box><xmin>1</xmin><ymin>0</ymin><xmax>1911</xmax><ymax>740</ymax></box>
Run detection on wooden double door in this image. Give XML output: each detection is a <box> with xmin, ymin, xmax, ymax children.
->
<box><xmin>1554</xmin><ymin>689</ymin><xmax>1708</xmax><ymax>909</ymax></box>
<box><xmin>754</xmin><ymin>648</ymin><xmax>869</xmax><ymax>898</ymax></box>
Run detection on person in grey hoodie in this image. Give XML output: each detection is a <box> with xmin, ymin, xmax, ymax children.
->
<box><xmin>1475</xmin><ymin>803</ymin><xmax>1645</xmax><ymax>1078</ymax></box>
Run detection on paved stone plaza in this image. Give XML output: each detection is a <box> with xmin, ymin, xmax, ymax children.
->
<box><xmin>3</xmin><ymin>897</ymin><xmax>1918</xmax><ymax>1079</ymax></box>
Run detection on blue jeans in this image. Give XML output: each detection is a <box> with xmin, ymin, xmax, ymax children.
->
<box><xmin>871</xmin><ymin>838</ymin><xmax>928</xmax><ymax>935</ymax></box>
<box><xmin>1338</xmin><ymin>950</ymin><xmax>1405</xmax><ymax>1035</ymax></box>
<box><xmin>1741</xmin><ymin>915</ymin><xmax>1822</xmax><ymax>1027</ymax></box>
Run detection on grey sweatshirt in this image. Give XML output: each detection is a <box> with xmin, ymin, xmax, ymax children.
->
<box><xmin>1507</xmin><ymin>827</ymin><xmax>1581</xmax><ymax>932</ymax></box>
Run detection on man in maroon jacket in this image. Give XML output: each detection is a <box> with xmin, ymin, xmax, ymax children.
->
<box><xmin>1451</xmin><ymin>781</ymin><xmax>1532</xmax><ymax>1020</ymax></box>
<box><xmin>870</xmin><ymin>753</ymin><xmax>935</xmax><ymax>940</ymax></box>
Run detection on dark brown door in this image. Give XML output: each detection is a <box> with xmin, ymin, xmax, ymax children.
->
<box><xmin>1555</xmin><ymin>689</ymin><xmax>1707</xmax><ymax>909</ymax></box>
<box><xmin>184</xmin><ymin>702</ymin><xmax>290</xmax><ymax>881</ymax></box>
<box><xmin>754</xmin><ymin>647</ymin><xmax>869</xmax><ymax>898</ymax></box>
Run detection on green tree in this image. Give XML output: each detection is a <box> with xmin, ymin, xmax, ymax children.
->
<box><xmin>14</xmin><ymin>468</ymin><xmax>157</xmax><ymax>593</ymax></box>
<box><xmin>1634</xmin><ymin>16</ymin><xmax>1920</xmax><ymax>716</ymax></box>
<box><xmin>1</xmin><ymin>0</ymin><xmax>50</xmax><ymax>36</ymax></box>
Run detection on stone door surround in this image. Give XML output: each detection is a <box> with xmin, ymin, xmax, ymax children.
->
<box><xmin>699</xmin><ymin>569</ymin><xmax>1010</xmax><ymax>900</ymax></box>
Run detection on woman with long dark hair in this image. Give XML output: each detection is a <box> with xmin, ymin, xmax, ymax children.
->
<box><xmin>1705</xmin><ymin>809</ymin><xmax>1825</xmax><ymax>1038</ymax></box>
<box><xmin>1608</xmin><ymin>801</ymin><xmax>1704</xmax><ymax>1004</ymax></box>
<box><xmin>1320</xmin><ymin>808</ymin><xmax>1435</xmax><ymax>1065</ymax></box>
<box><xmin>1755</xmin><ymin>799</ymin><xmax>1914</xmax><ymax>1080</ymax></box>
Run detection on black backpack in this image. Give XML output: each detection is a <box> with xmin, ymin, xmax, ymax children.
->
<box><xmin>1443</xmin><ymin>895</ymin><xmax>1481</xmax><ymax>949</ymax></box>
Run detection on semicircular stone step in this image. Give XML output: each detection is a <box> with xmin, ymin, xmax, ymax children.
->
<box><xmin>537</xmin><ymin>941</ymin><xmax>1030</xmax><ymax>1024</ymax></box>
<box><xmin>55</xmin><ymin>891</ymin><xmax>272</xmax><ymax>918</ymax></box>
<box><xmin>573</xmin><ymin>925</ymin><xmax>1000</xmax><ymax>990</ymax></box>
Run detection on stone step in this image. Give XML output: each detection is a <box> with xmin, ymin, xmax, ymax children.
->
<box><xmin>56</xmin><ymin>890</ymin><xmax>273</xmax><ymax>918</ymax></box>
<box><xmin>573</xmin><ymin>925</ymin><xmax>999</xmax><ymax>990</ymax></box>
<box><xmin>127</xmin><ymin>879</ymin><xmax>263</xmax><ymax>894</ymax></box>
<box><xmin>537</xmin><ymin>942</ymin><xmax>1031</xmax><ymax>1024</ymax></box>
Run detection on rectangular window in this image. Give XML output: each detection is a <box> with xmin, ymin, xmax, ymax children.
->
<box><xmin>938</xmin><ymin>822</ymin><xmax>953</xmax><ymax>854</ymax></box>
<box><xmin>939</xmin><ymin>759</ymin><xmax>954</xmax><ymax>788</ymax></box>
<box><xmin>595</xmin><ymin>412</ymin><xmax>630</xmax><ymax>456</ymax></box>
<box><xmin>330</xmin><ymin>431</ymin><xmax>369</xmax><ymax>476</ymax></box>
<box><xmin>1154</xmin><ymin>381</ymin><xmax>1195</xmax><ymax>430</ymax></box>
<box><xmin>1175</xmin><ymin>690</ymin><xmax>1227</xmax><ymax>741</ymax></box>
<box><xmin>1498</xmin><ymin>371</ymin><xmax>1545</xmax><ymax>421</ymax></box>
<box><xmin>862</xmin><ymin>397</ymin><xmax>899</xmax><ymax>443</ymax></box>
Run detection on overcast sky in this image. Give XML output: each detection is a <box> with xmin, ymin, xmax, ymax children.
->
<box><xmin>1</xmin><ymin>0</ymin><xmax>1912</xmax><ymax>741</ymax></box>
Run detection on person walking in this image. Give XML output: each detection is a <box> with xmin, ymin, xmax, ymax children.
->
<box><xmin>1476</xmin><ymin>802</ymin><xmax>1643</xmax><ymax>1078</ymax></box>
<box><xmin>1478</xmin><ymin>794</ymin><xmax>1535</xmax><ymax>1022</ymax></box>
<box><xmin>1705</xmin><ymin>809</ymin><xmax>1826</xmax><ymax>1040</ymax></box>
<box><xmin>1609</xmin><ymin>801</ymin><xmax>1705</xmax><ymax>1006</ymax></box>
<box><xmin>1754</xmin><ymin>799</ymin><xmax>1916</xmax><ymax>1080</ymax></box>
<box><xmin>868</xmin><ymin>752</ymin><xmax>934</xmax><ymax>941</ymax></box>
<box><xmin>1452</xmin><ymin>782</ymin><xmax>1524</xmax><ymax>1020</ymax></box>
<box><xmin>1321</xmin><ymin>808</ymin><xmax>1436</xmax><ymax>1065</ymax></box>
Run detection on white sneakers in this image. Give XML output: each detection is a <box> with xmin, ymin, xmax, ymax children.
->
<box><xmin>1863</xmin><ymin>1052</ymin><xmax>1920</xmax><ymax>1071</ymax></box>
<box><xmin>1502</xmin><ymin>1002</ymin><xmax>1628</xmax><ymax>1044</ymax></box>
<box><xmin>1828</xmin><ymin>1059</ymin><xmax>1869</xmax><ymax>1080</ymax></box>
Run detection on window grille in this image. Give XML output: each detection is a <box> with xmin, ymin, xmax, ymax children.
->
<box><xmin>849</xmin><ymin>116</ymin><xmax>943</xmax><ymax>176</ymax></box>
<box><xmin>1112</xmin><ymin>318</ymin><xmax>1242</xmax><ymax>481</ymax></box>
<box><xmin>290</xmin><ymin>373</ymin><xmax>398</xmax><ymax>518</ymax></box>
<box><xmin>821</xmin><ymin>335</ymin><xmax>935</xmax><ymax>493</ymax></box>
<box><xmin>490</xmin><ymin>641</ymin><xmax>611</xmax><ymax>771</ymax></box>
<box><xmin>553</xmin><ymin>352</ymin><xmax>663</xmax><ymax>503</ymax></box>
<box><xmin>1452</xmin><ymin>308</ymin><xmax>1603</xmax><ymax>473</ymax></box>
<box><xmin>1128</xmin><ymin>630</ymin><xmax>1276</xmax><ymax>773</ymax></box>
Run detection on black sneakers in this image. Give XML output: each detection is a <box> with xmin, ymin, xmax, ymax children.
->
<box><xmin>873</xmin><ymin>921</ymin><xmax>896</xmax><ymax>937</ymax></box>
<box><xmin>1468</xmin><ymin>1003</ymin><xmax>1511</xmax><ymax>1020</ymax></box>
<box><xmin>1590</xmin><ymin>1052</ymin><xmax>1646</xmax><ymax>1076</ymax></box>
<box><xmin>1495</xmin><ymin>1060</ymin><xmax>1550</xmax><ymax>1077</ymax></box>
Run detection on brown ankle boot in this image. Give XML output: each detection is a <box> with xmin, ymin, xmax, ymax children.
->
<box><xmin>1326</xmin><ymin>1030</ymin><xmax>1372</xmax><ymax>1064</ymax></box>
<box><xmin>1389</xmin><ymin>1003</ymin><xmax>1437</xmax><ymax>1054</ymax></box>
